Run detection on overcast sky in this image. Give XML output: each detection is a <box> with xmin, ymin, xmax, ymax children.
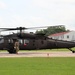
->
<box><xmin>0</xmin><ymin>0</ymin><xmax>75</xmax><ymax>33</ymax></box>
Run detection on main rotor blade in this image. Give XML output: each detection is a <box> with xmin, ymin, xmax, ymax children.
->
<box><xmin>0</xmin><ymin>25</ymin><xmax>64</xmax><ymax>31</ymax></box>
<box><xmin>0</xmin><ymin>27</ymin><xmax>27</xmax><ymax>31</ymax></box>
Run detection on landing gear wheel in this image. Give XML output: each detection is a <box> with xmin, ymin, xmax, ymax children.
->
<box><xmin>7</xmin><ymin>49</ymin><xmax>16</xmax><ymax>54</ymax></box>
<box><xmin>68</xmin><ymin>48</ymin><xmax>75</xmax><ymax>53</ymax></box>
<box><xmin>72</xmin><ymin>51</ymin><xmax>75</xmax><ymax>53</ymax></box>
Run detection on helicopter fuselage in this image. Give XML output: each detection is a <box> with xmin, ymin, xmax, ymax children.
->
<box><xmin>0</xmin><ymin>33</ymin><xmax>75</xmax><ymax>53</ymax></box>
<box><xmin>0</xmin><ymin>36</ymin><xmax>75</xmax><ymax>53</ymax></box>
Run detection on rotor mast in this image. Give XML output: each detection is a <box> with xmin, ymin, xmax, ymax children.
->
<box><xmin>19</xmin><ymin>27</ymin><xmax>23</xmax><ymax>33</ymax></box>
<box><xmin>17</xmin><ymin>27</ymin><xmax>26</xmax><ymax>33</ymax></box>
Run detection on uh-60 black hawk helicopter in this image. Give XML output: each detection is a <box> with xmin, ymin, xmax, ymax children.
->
<box><xmin>0</xmin><ymin>25</ymin><xmax>75</xmax><ymax>54</ymax></box>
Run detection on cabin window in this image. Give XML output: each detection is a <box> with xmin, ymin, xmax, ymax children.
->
<box><xmin>24</xmin><ymin>39</ymin><xmax>29</xmax><ymax>44</ymax></box>
<box><xmin>8</xmin><ymin>39</ymin><xmax>10</xmax><ymax>43</ymax></box>
<box><xmin>8</xmin><ymin>39</ymin><xmax>13</xmax><ymax>43</ymax></box>
<box><xmin>19</xmin><ymin>39</ymin><xmax>23</xmax><ymax>44</ymax></box>
<box><xmin>19</xmin><ymin>39</ymin><xmax>29</xmax><ymax>44</ymax></box>
<box><xmin>0</xmin><ymin>37</ymin><xmax>3</xmax><ymax>39</ymax></box>
<box><xmin>0</xmin><ymin>39</ymin><xmax>4</xmax><ymax>43</ymax></box>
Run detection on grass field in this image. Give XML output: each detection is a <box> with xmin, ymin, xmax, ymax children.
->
<box><xmin>0</xmin><ymin>57</ymin><xmax>75</xmax><ymax>75</ymax></box>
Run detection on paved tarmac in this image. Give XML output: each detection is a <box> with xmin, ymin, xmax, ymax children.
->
<box><xmin>0</xmin><ymin>51</ymin><xmax>75</xmax><ymax>57</ymax></box>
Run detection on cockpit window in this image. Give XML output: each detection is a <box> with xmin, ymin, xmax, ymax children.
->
<box><xmin>0</xmin><ymin>36</ymin><xmax>3</xmax><ymax>39</ymax></box>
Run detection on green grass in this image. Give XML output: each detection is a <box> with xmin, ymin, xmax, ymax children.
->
<box><xmin>0</xmin><ymin>57</ymin><xmax>75</xmax><ymax>75</ymax></box>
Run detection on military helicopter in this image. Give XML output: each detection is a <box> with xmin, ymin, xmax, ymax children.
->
<box><xmin>0</xmin><ymin>25</ymin><xmax>75</xmax><ymax>54</ymax></box>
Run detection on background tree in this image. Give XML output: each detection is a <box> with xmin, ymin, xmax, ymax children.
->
<box><xmin>35</xmin><ymin>25</ymin><xmax>69</xmax><ymax>36</ymax></box>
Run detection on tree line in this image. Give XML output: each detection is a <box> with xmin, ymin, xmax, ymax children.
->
<box><xmin>35</xmin><ymin>25</ymin><xmax>69</xmax><ymax>36</ymax></box>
